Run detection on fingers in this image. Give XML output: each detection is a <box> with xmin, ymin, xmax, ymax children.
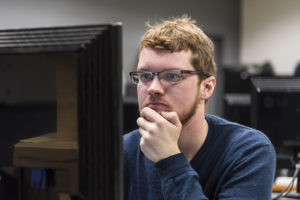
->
<box><xmin>160</xmin><ymin>111</ymin><xmax>181</xmax><ymax>127</ymax></box>
<box><xmin>140</xmin><ymin>107</ymin><xmax>164</xmax><ymax>122</ymax></box>
<box><xmin>139</xmin><ymin>107</ymin><xmax>182</xmax><ymax>128</ymax></box>
<box><xmin>137</xmin><ymin>117</ymin><xmax>152</xmax><ymax>132</ymax></box>
<box><xmin>137</xmin><ymin>107</ymin><xmax>182</xmax><ymax>162</ymax></box>
<box><xmin>138</xmin><ymin>126</ymin><xmax>147</xmax><ymax>138</ymax></box>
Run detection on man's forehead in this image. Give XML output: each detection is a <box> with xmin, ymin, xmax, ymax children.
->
<box><xmin>137</xmin><ymin>47</ymin><xmax>193</xmax><ymax>71</ymax></box>
<box><xmin>139</xmin><ymin>47</ymin><xmax>191</xmax><ymax>56</ymax></box>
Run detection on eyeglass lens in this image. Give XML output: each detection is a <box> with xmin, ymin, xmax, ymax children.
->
<box><xmin>131</xmin><ymin>70</ymin><xmax>183</xmax><ymax>84</ymax></box>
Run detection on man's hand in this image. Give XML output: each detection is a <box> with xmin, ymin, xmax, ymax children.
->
<box><xmin>137</xmin><ymin>107</ymin><xmax>182</xmax><ymax>163</ymax></box>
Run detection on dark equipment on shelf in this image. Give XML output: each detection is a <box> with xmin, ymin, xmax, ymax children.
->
<box><xmin>222</xmin><ymin>62</ymin><xmax>274</xmax><ymax>126</ymax></box>
<box><xmin>250</xmin><ymin>77</ymin><xmax>300</xmax><ymax>150</ymax></box>
<box><xmin>251</xmin><ymin>77</ymin><xmax>300</xmax><ymax>197</ymax></box>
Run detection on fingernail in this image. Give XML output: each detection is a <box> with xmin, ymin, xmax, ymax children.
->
<box><xmin>161</xmin><ymin>111</ymin><xmax>168</xmax><ymax>115</ymax></box>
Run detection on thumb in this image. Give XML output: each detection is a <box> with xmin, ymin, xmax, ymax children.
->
<box><xmin>161</xmin><ymin>111</ymin><xmax>181</xmax><ymax>127</ymax></box>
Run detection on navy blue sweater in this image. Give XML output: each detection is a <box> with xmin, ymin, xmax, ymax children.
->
<box><xmin>123</xmin><ymin>114</ymin><xmax>276</xmax><ymax>200</ymax></box>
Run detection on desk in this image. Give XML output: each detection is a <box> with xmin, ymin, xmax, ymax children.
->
<box><xmin>272</xmin><ymin>192</ymin><xmax>300</xmax><ymax>199</ymax></box>
<box><xmin>13</xmin><ymin>133</ymin><xmax>78</xmax><ymax>195</ymax></box>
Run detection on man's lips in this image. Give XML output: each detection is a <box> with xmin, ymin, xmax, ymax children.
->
<box><xmin>147</xmin><ymin>102</ymin><xmax>169</xmax><ymax>111</ymax></box>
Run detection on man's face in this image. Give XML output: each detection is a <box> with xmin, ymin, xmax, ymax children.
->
<box><xmin>137</xmin><ymin>47</ymin><xmax>201</xmax><ymax>125</ymax></box>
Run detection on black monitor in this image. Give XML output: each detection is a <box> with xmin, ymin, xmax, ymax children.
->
<box><xmin>0</xmin><ymin>24</ymin><xmax>123</xmax><ymax>199</ymax></box>
<box><xmin>250</xmin><ymin>77</ymin><xmax>300</xmax><ymax>169</ymax></box>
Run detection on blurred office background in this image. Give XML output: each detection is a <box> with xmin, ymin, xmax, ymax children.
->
<box><xmin>1</xmin><ymin>0</ymin><xmax>300</xmax><ymax>199</ymax></box>
<box><xmin>1</xmin><ymin>0</ymin><xmax>299</xmax><ymax>117</ymax></box>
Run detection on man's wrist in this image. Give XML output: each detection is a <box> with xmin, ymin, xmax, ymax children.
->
<box><xmin>155</xmin><ymin>153</ymin><xmax>196</xmax><ymax>181</ymax></box>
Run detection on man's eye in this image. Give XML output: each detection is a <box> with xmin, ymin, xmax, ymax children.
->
<box><xmin>141</xmin><ymin>73</ymin><xmax>153</xmax><ymax>81</ymax></box>
<box><xmin>163</xmin><ymin>72</ymin><xmax>180</xmax><ymax>81</ymax></box>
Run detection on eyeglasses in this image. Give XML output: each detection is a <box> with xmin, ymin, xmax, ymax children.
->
<box><xmin>129</xmin><ymin>69</ymin><xmax>208</xmax><ymax>84</ymax></box>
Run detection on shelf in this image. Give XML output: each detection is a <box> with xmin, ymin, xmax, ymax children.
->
<box><xmin>13</xmin><ymin>132</ymin><xmax>77</xmax><ymax>169</ymax></box>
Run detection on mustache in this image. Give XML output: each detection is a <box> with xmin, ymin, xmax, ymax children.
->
<box><xmin>143</xmin><ymin>96</ymin><xmax>169</xmax><ymax>108</ymax></box>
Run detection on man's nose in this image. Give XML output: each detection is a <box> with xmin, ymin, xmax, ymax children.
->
<box><xmin>147</xmin><ymin>76</ymin><xmax>165</xmax><ymax>97</ymax></box>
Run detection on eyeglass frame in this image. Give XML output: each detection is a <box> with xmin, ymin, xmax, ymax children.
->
<box><xmin>129</xmin><ymin>69</ymin><xmax>210</xmax><ymax>85</ymax></box>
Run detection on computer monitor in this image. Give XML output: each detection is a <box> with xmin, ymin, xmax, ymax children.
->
<box><xmin>0</xmin><ymin>24</ymin><xmax>123</xmax><ymax>199</ymax></box>
<box><xmin>250</xmin><ymin>77</ymin><xmax>300</xmax><ymax>169</ymax></box>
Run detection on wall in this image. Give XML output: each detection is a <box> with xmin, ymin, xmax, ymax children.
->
<box><xmin>241</xmin><ymin>0</ymin><xmax>300</xmax><ymax>75</ymax></box>
<box><xmin>0</xmin><ymin>0</ymin><xmax>240</xmax><ymax>116</ymax></box>
<box><xmin>1</xmin><ymin>0</ymin><xmax>240</xmax><ymax>90</ymax></box>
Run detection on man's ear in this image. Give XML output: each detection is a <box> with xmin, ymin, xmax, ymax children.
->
<box><xmin>199</xmin><ymin>76</ymin><xmax>216</xmax><ymax>100</ymax></box>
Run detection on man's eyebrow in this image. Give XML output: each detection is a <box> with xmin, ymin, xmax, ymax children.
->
<box><xmin>138</xmin><ymin>66</ymin><xmax>182</xmax><ymax>71</ymax></box>
<box><xmin>137</xmin><ymin>67</ymin><xmax>149</xmax><ymax>72</ymax></box>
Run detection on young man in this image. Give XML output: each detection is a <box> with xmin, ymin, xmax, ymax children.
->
<box><xmin>123</xmin><ymin>15</ymin><xmax>276</xmax><ymax>200</ymax></box>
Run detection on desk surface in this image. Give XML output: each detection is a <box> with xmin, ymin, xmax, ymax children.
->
<box><xmin>272</xmin><ymin>192</ymin><xmax>300</xmax><ymax>199</ymax></box>
<box><xmin>13</xmin><ymin>133</ymin><xmax>78</xmax><ymax>168</ymax></box>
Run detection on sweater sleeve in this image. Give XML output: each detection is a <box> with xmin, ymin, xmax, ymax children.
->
<box><xmin>155</xmin><ymin>142</ymin><xmax>276</xmax><ymax>200</ymax></box>
<box><xmin>155</xmin><ymin>153</ymin><xmax>209</xmax><ymax>200</ymax></box>
<box><xmin>217</xmin><ymin>142</ymin><xmax>276</xmax><ymax>200</ymax></box>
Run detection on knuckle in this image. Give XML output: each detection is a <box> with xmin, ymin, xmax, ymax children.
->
<box><xmin>170</xmin><ymin>111</ymin><xmax>178</xmax><ymax>119</ymax></box>
<box><xmin>140</xmin><ymin>138</ymin><xmax>145</xmax><ymax>146</ymax></box>
<box><xmin>169</xmin><ymin>111</ymin><xmax>176</xmax><ymax>116</ymax></box>
<box><xmin>143</xmin><ymin>133</ymin><xmax>152</xmax><ymax>141</ymax></box>
<box><xmin>156</xmin><ymin>118</ymin><xmax>165</xmax><ymax>127</ymax></box>
<box><xmin>151</xmin><ymin>125</ymin><xmax>160</xmax><ymax>134</ymax></box>
<box><xmin>140</xmin><ymin>137</ymin><xmax>150</xmax><ymax>152</ymax></box>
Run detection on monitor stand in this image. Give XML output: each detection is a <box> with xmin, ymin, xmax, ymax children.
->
<box><xmin>274</xmin><ymin>144</ymin><xmax>300</xmax><ymax>199</ymax></box>
<box><xmin>285</xmin><ymin>146</ymin><xmax>300</xmax><ymax>199</ymax></box>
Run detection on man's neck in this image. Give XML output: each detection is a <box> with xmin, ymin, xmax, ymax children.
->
<box><xmin>178</xmin><ymin>109</ymin><xmax>208</xmax><ymax>162</ymax></box>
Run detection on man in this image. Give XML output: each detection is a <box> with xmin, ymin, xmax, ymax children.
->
<box><xmin>123</xmin><ymin>15</ymin><xmax>276</xmax><ymax>200</ymax></box>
